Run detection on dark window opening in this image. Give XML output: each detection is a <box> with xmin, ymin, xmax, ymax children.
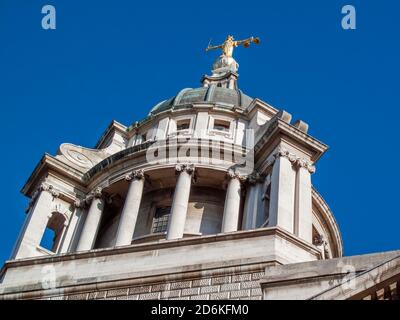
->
<box><xmin>213</xmin><ymin>120</ymin><xmax>230</xmax><ymax>132</ymax></box>
<box><xmin>39</xmin><ymin>212</ymin><xmax>66</xmax><ymax>253</ymax></box>
<box><xmin>176</xmin><ymin>120</ymin><xmax>190</xmax><ymax>131</ymax></box>
<box><xmin>152</xmin><ymin>206</ymin><xmax>171</xmax><ymax>233</ymax></box>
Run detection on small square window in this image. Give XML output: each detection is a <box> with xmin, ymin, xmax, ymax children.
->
<box><xmin>213</xmin><ymin>119</ymin><xmax>230</xmax><ymax>132</ymax></box>
<box><xmin>152</xmin><ymin>206</ymin><xmax>171</xmax><ymax>233</ymax></box>
<box><xmin>176</xmin><ymin>120</ymin><xmax>190</xmax><ymax>131</ymax></box>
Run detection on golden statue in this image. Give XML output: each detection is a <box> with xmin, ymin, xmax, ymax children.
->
<box><xmin>206</xmin><ymin>35</ymin><xmax>260</xmax><ymax>58</ymax></box>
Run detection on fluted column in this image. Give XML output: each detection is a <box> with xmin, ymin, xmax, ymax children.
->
<box><xmin>294</xmin><ymin>159</ymin><xmax>315</xmax><ymax>243</ymax></box>
<box><xmin>221</xmin><ymin>170</ymin><xmax>243</xmax><ymax>233</ymax></box>
<box><xmin>76</xmin><ymin>187</ymin><xmax>105</xmax><ymax>252</ymax></box>
<box><xmin>166</xmin><ymin>164</ymin><xmax>195</xmax><ymax>240</ymax></box>
<box><xmin>115</xmin><ymin>170</ymin><xmax>145</xmax><ymax>247</ymax></box>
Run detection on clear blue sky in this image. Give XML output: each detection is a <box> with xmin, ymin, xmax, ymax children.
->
<box><xmin>0</xmin><ymin>0</ymin><xmax>399</xmax><ymax>266</ymax></box>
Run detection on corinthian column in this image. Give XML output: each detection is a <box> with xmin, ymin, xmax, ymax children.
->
<box><xmin>76</xmin><ymin>187</ymin><xmax>105</xmax><ymax>252</ymax></box>
<box><xmin>115</xmin><ymin>170</ymin><xmax>145</xmax><ymax>247</ymax></box>
<box><xmin>166</xmin><ymin>164</ymin><xmax>195</xmax><ymax>240</ymax></box>
<box><xmin>221</xmin><ymin>170</ymin><xmax>243</xmax><ymax>233</ymax></box>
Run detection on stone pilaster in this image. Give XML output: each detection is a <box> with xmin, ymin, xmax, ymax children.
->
<box><xmin>294</xmin><ymin>159</ymin><xmax>315</xmax><ymax>243</ymax></box>
<box><xmin>242</xmin><ymin>172</ymin><xmax>265</xmax><ymax>230</ymax></box>
<box><xmin>268</xmin><ymin>147</ymin><xmax>315</xmax><ymax>243</ymax></box>
<box><xmin>11</xmin><ymin>183</ymin><xmax>60</xmax><ymax>259</ymax></box>
<box><xmin>268</xmin><ymin>149</ymin><xmax>297</xmax><ymax>234</ymax></box>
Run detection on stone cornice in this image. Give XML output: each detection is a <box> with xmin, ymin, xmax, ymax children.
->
<box><xmin>254</xmin><ymin>116</ymin><xmax>328</xmax><ymax>163</ymax></box>
<box><xmin>128</xmin><ymin>102</ymin><xmax>250</xmax><ymax>134</ymax></box>
<box><xmin>94</xmin><ymin>120</ymin><xmax>128</xmax><ymax>149</ymax></box>
<box><xmin>83</xmin><ymin>140</ymin><xmax>155</xmax><ymax>182</ymax></box>
<box><xmin>21</xmin><ymin>154</ymin><xmax>86</xmax><ymax>197</ymax></box>
<box><xmin>310</xmin><ymin>254</ymin><xmax>400</xmax><ymax>300</ymax></box>
<box><xmin>1</xmin><ymin>227</ymin><xmax>321</xmax><ymax>270</ymax></box>
<box><xmin>0</xmin><ymin>261</ymin><xmax>272</xmax><ymax>300</ymax></box>
<box><xmin>259</xmin><ymin>250</ymin><xmax>400</xmax><ymax>295</ymax></box>
<box><xmin>245</xmin><ymin>98</ymin><xmax>279</xmax><ymax>120</ymax></box>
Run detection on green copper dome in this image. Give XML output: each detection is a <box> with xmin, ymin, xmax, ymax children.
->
<box><xmin>149</xmin><ymin>86</ymin><xmax>253</xmax><ymax>116</ymax></box>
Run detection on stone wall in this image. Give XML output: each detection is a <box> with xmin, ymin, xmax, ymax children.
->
<box><xmin>48</xmin><ymin>271</ymin><xmax>264</xmax><ymax>301</ymax></box>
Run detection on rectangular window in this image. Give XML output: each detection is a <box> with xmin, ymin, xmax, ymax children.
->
<box><xmin>176</xmin><ymin>119</ymin><xmax>190</xmax><ymax>131</ymax></box>
<box><xmin>213</xmin><ymin>119</ymin><xmax>230</xmax><ymax>132</ymax></box>
<box><xmin>152</xmin><ymin>206</ymin><xmax>171</xmax><ymax>233</ymax></box>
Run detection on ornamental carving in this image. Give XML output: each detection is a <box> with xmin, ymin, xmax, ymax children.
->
<box><xmin>90</xmin><ymin>187</ymin><xmax>103</xmax><ymax>199</ymax></box>
<box><xmin>273</xmin><ymin>147</ymin><xmax>316</xmax><ymax>174</ymax></box>
<box><xmin>74</xmin><ymin>198</ymin><xmax>86</xmax><ymax>209</ymax></box>
<box><xmin>227</xmin><ymin>169</ymin><xmax>246</xmax><ymax>182</ymax></box>
<box><xmin>75</xmin><ymin>187</ymin><xmax>105</xmax><ymax>208</ymax></box>
<box><xmin>246</xmin><ymin>171</ymin><xmax>265</xmax><ymax>185</ymax></box>
<box><xmin>125</xmin><ymin>169</ymin><xmax>145</xmax><ymax>181</ymax></box>
<box><xmin>40</xmin><ymin>183</ymin><xmax>61</xmax><ymax>198</ymax></box>
<box><xmin>175</xmin><ymin>163</ymin><xmax>195</xmax><ymax>175</ymax></box>
<box><xmin>60</xmin><ymin>144</ymin><xmax>95</xmax><ymax>169</ymax></box>
<box><xmin>296</xmin><ymin>158</ymin><xmax>316</xmax><ymax>174</ymax></box>
<box><xmin>25</xmin><ymin>183</ymin><xmax>60</xmax><ymax>213</ymax></box>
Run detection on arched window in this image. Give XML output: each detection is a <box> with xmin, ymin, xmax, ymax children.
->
<box><xmin>39</xmin><ymin>212</ymin><xmax>67</xmax><ymax>253</ymax></box>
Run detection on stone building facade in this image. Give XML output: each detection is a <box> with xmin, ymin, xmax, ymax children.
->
<box><xmin>0</xmin><ymin>43</ymin><xmax>398</xmax><ymax>300</ymax></box>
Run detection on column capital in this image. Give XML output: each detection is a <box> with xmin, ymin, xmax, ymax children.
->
<box><xmin>227</xmin><ymin>169</ymin><xmax>246</xmax><ymax>182</ymax></box>
<box><xmin>273</xmin><ymin>148</ymin><xmax>298</xmax><ymax>164</ymax></box>
<box><xmin>74</xmin><ymin>197</ymin><xmax>87</xmax><ymax>209</ymax></box>
<box><xmin>90</xmin><ymin>187</ymin><xmax>103</xmax><ymax>199</ymax></box>
<box><xmin>273</xmin><ymin>147</ymin><xmax>315</xmax><ymax>174</ymax></box>
<box><xmin>175</xmin><ymin>163</ymin><xmax>195</xmax><ymax>175</ymax></box>
<box><xmin>246</xmin><ymin>171</ymin><xmax>265</xmax><ymax>185</ymax></box>
<box><xmin>79</xmin><ymin>187</ymin><xmax>105</xmax><ymax>207</ymax></box>
<box><xmin>40</xmin><ymin>183</ymin><xmax>60</xmax><ymax>198</ymax></box>
<box><xmin>295</xmin><ymin>158</ymin><xmax>316</xmax><ymax>174</ymax></box>
<box><xmin>125</xmin><ymin>169</ymin><xmax>145</xmax><ymax>182</ymax></box>
<box><xmin>26</xmin><ymin>183</ymin><xmax>60</xmax><ymax>213</ymax></box>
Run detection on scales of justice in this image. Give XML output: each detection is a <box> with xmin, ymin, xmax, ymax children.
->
<box><xmin>205</xmin><ymin>35</ymin><xmax>260</xmax><ymax>75</ymax></box>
